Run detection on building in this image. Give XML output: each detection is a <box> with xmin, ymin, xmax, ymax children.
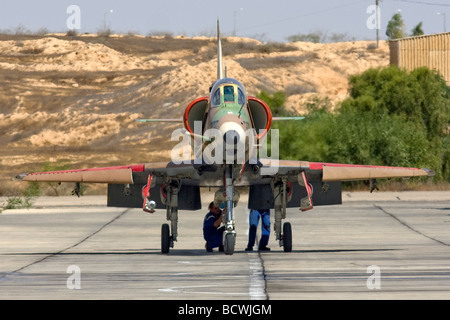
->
<box><xmin>389</xmin><ymin>32</ymin><xmax>450</xmax><ymax>84</ymax></box>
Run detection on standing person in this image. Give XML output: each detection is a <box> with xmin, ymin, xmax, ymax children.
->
<box><xmin>245</xmin><ymin>209</ymin><xmax>271</xmax><ymax>251</ymax></box>
<box><xmin>203</xmin><ymin>202</ymin><xmax>225</xmax><ymax>252</ymax></box>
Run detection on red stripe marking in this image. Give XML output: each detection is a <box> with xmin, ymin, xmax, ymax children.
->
<box><xmin>309</xmin><ymin>162</ymin><xmax>422</xmax><ymax>171</ymax></box>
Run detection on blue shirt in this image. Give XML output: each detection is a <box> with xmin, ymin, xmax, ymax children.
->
<box><xmin>203</xmin><ymin>212</ymin><xmax>219</xmax><ymax>233</ymax></box>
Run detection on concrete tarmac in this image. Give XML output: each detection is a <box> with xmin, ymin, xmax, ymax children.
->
<box><xmin>0</xmin><ymin>191</ymin><xmax>449</xmax><ymax>300</ymax></box>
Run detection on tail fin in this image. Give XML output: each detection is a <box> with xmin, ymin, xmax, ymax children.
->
<box><xmin>217</xmin><ymin>19</ymin><xmax>224</xmax><ymax>80</ymax></box>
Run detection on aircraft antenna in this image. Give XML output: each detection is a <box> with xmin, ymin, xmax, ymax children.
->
<box><xmin>217</xmin><ymin>19</ymin><xmax>224</xmax><ymax>80</ymax></box>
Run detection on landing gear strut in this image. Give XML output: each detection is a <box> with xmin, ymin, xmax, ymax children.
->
<box><xmin>223</xmin><ymin>165</ymin><xmax>236</xmax><ymax>255</ymax></box>
<box><xmin>272</xmin><ymin>177</ymin><xmax>292</xmax><ymax>252</ymax></box>
<box><xmin>272</xmin><ymin>172</ymin><xmax>313</xmax><ymax>252</ymax></box>
<box><xmin>160</xmin><ymin>180</ymin><xmax>180</xmax><ymax>254</ymax></box>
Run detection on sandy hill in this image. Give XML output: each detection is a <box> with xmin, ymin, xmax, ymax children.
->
<box><xmin>0</xmin><ymin>34</ymin><xmax>389</xmax><ymax>195</ymax></box>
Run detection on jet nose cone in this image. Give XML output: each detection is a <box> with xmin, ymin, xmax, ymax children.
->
<box><xmin>223</xmin><ymin>129</ymin><xmax>240</xmax><ymax>145</ymax></box>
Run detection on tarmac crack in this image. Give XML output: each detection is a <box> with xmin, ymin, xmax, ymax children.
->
<box><xmin>0</xmin><ymin>208</ymin><xmax>131</xmax><ymax>280</ymax></box>
<box><xmin>374</xmin><ymin>205</ymin><xmax>449</xmax><ymax>247</ymax></box>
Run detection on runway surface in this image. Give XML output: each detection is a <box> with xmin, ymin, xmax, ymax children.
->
<box><xmin>1</xmin><ymin>191</ymin><xmax>449</xmax><ymax>300</ymax></box>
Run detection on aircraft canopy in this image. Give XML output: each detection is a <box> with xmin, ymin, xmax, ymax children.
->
<box><xmin>210</xmin><ymin>78</ymin><xmax>246</xmax><ymax>107</ymax></box>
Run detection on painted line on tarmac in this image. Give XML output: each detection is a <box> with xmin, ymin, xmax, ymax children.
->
<box><xmin>247</xmin><ymin>252</ymin><xmax>268</xmax><ymax>300</ymax></box>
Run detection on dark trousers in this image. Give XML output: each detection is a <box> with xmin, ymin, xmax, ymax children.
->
<box><xmin>205</xmin><ymin>226</ymin><xmax>225</xmax><ymax>248</ymax></box>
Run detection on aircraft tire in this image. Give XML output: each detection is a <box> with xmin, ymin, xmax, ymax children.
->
<box><xmin>161</xmin><ymin>223</ymin><xmax>170</xmax><ymax>254</ymax></box>
<box><xmin>283</xmin><ymin>222</ymin><xmax>292</xmax><ymax>252</ymax></box>
<box><xmin>224</xmin><ymin>233</ymin><xmax>235</xmax><ymax>255</ymax></box>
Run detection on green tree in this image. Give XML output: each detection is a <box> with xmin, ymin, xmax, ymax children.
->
<box><xmin>256</xmin><ymin>90</ymin><xmax>290</xmax><ymax>116</ymax></box>
<box><xmin>42</xmin><ymin>161</ymin><xmax>72</xmax><ymax>196</ymax></box>
<box><xmin>273</xmin><ymin>65</ymin><xmax>450</xmax><ymax>183</ymax></box>
<box><xmin>340</xmin><ymin>65</ymin><xmax>449</xmax><ymax>181</ymax></box>
<box><xmin>386</xmin><ymin>13</ymin><xmax>407</xmax><ymax>40</ymax></box>
<box><xmin>345</xmin><ymin>65</ymin><xmax>450</xmax><ymax>139</ymax></box>
<box><xmin>411</xmin><ymin>21</ymin><xmax>424</xmax><ymax>36</ymax></box>
<box><xmin>273</xmin><ymin>98</ymin><xmax>332</xmax><ymax>162</ymax></box>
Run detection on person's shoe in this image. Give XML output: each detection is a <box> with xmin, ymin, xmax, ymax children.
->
<box><xmin>245</xmin><ymin>246</ymin><xmax>253</xmax><ymax>252</ymax></box>
<box><xmin>258</xmin><ymin>246</ymin><xmax>271</xmax><ymax>251</ymax></box>
<box><xmin>205</xmin><ymin>242</ymin><xmax>213</xmax><ymax>252</ymax></box>
<box><xmin>219</xmin><ymin>245</ymin><xmax>224</xmax><ymax>252</ymax></box>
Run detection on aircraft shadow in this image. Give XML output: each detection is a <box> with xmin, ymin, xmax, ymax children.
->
<box><xmin>3</xmin><ymin>249</ymin><xmax>218</xmax><ymax>256</ymax></box>
<box><xmin>288</xmin><ymin>248</ymin><xmax>398</xmax><ymax>253</ymax></box>
<box><xmin>3</xmin><ymin>248</ymin><xmax>398</xmax><ymax>257</ymax></box>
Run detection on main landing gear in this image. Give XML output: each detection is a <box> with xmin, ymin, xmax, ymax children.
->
<box><xmin>272</xmin><ymin>172</ymin><xmax>313</xmax><ymax>252</ymax></box>
<box><xmin>159</xmin><ymin>182</ymin><xmax>180</xmax><ymax>254</ymax></box>
<box><xmin>143</xmin><ymin>174</ymin><xmax>179</xmax><ymax>254</ymax></box>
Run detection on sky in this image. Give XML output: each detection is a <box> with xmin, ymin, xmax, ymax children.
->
<box><xmin>0</xmin><ymin>0</ymin><xmax>449</xmax><ymax>42</ymax></box>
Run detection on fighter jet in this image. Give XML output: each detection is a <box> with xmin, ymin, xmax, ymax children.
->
<box><xmin>17</xmin><ymin>21</ymin><xmax>434</xmax><ymax>255</ymax></box>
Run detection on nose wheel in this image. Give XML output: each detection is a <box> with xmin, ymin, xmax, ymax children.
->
<box><xmin>223</xmin><ymin>232</ymin><xmax>236</xmax><ymax>255</ymax></box>
<box><xmin>222</xmin><ymin>165</ymin><xmax>237</xmax><ymax>255</ymax></box>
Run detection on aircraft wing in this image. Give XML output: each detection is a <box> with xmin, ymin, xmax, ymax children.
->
<box><xmin>271</xmin><ymin>160</ymin><xmax>434</xmax><ymax>182</ymax></box>
<box><xmin>17</xmin><ymin>164</ymin><xmax>145</xmax><ymax>184</ymax></box>
<box><xmin>16</xmin><ymin>159</ymin><xmax>434</xmax><ymax>211</ymax></box>
<box><xmin>16</xmin><ymin>162</ymin><xmax>203</xmax><ymax>187</ymax></box>
<box><xmin>17</xmin><ymin>159</ymin><xmax>434</xmax><ymax>185</ymax></box>
<box><xmin>243</xmin><ymin>159</ymin><xmax>435</xmax><ymax>211</ymax></box>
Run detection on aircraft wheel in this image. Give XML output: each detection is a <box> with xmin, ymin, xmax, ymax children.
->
<box><xmin>161</xmin><ymin>223</ymin><xmax>170</xmax><ymax>254</ymax></box>
<box><xmin>224</xmin><ymin>233</ymin><xmax>235</xmax><ymax>255</ymax></box>
<box><xmin>283</xmin><ymin>222</ymin><xmax>292</xmax><ymax>252</ymax></box>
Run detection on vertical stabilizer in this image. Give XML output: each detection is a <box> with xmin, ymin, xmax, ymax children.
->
<box><xmin>217</xmin><ymin>19</ymin><xmax>224</xmax><ymax>80</ymax></box>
